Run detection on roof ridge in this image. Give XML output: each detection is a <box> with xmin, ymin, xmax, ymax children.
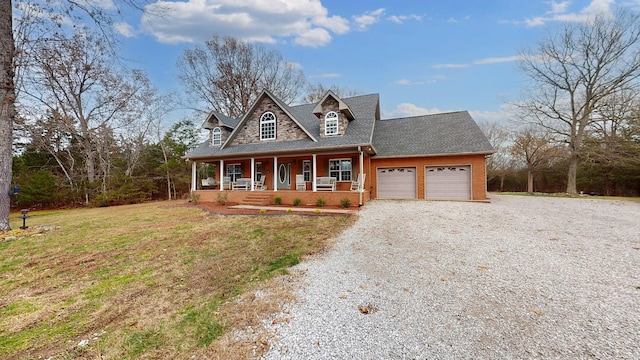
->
<box><xmin>382</xmin><ymin>110</ymin><xmax>469</xmax><ymax>121</ymax></box>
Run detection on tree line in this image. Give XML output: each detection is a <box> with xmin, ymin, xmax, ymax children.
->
<box><xmin>486</xmin><ymin>9</ymin><xmax>640</xmax><ymax>197</ymax></box>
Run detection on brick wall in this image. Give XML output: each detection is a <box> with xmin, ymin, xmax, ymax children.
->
<box><xmin>370</xmin><ymin>154</ymin><xmax>488</xmax><ymax>200</ymax></box>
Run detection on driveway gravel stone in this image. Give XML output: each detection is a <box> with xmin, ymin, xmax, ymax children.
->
<box><xmin>261</xmin><ymin>195</ymin><xmax>640</xmax><ymax>359</ymax></box>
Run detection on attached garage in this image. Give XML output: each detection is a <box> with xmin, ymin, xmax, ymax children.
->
<box><xmin>425</xmin><ymin>166</ymin><xmax>471</xmax><ymax>200</ymax></box>
<box><xmin>377</xmin><ymin>167</ymin><xmax>417</xmax><ymax>199</ymax></box>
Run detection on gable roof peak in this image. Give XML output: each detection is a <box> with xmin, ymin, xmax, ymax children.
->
<box><xmin>312</xmin><ymin>90</ymin><xmax>355</xmax><ymax>120</ymax></box>
<box><xmin>220</xmin><ymin>89</ymin><xmax>317</xmax><ymax>149</ymax></box>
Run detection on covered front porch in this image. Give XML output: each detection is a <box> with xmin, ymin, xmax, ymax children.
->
<box><xmin>189</xmin><ymin>150</ymin><xmax>371</xmax><ymax>207</ymax></box>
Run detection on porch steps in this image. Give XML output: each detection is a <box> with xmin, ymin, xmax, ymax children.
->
<box><xmin>240</xmin><ymin>193</ymin><xmax>272</xmax><ymax>206</ymax></box>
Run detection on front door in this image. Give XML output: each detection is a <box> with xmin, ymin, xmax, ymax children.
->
<box><xmin>277</xmin><ymin>162</ymin><xmax>291</xmax><ymax>189</ymax></box>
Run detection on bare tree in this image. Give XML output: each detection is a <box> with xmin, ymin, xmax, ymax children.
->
<box><xmin>517</xmin><ymin>9</ymin><xmax>640</xmax><ymax>194</ymax></box>
<box><xmin>304</xmin><ymin>82</ymin><xmax>362</xmax><ymax>103</ymax></box>
<box><xmin>511</xmin><ymin>128</ymin><xmax>559</xmax><ymax>194</ymax></box>
<box><xmin>19</xmin><ymin>31</ymin><xmax>155</xmax><ymax>202</ymax></box>
<box><xmin>178</xmin><ymin>36</ymin><xmax>306</xmax><ymax>118</ymax></box>
<box><xmin>1</xmin><ymin>0</ymin><xmax>155</xmax><ymax>229</ymax></box>
<box><xmin>479</xmin><ymin>121</ymin><xmax>513</xmax><ymax>192</ymax></box>
<box><xmin>0</xmin><ymin>0</ymin><xmax>15</xmax><ymax>230</ymax></box>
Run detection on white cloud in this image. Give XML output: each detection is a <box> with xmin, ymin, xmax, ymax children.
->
<box><xmin>388</xmin><ymin>14</ymin><xmax>422</xmax><ymax>24</ymax></box>
<box><xmin>141</xmin><ymin>0</ymin><xmax>350</xmax><ymax>46</ymax></box>
<box><xmin>294</xmin><ymin>27</ymin><xmax>332</xmax><ymax>47</ymax></box>
<box><xmin>474</xmin><ymin>55</ymin><xmax>523</xmax><ymax>65</ymax></box>
<box><xmin>447</xmin><ymin>15</ymin><xmax>471</xmax><ymax>23</ymax></box>
<box><xmin>548</xmin><ymin>0</ymin><xmax>571</xmax><ymax>14</ymax></box>
<box><xmin>433</xmin><ymin>63</ymin><xmax>469</xmax><ymax>69</ymax></box>
<box><xmin>384</xmin><ymin>103</ymin><xmax>445</xmax><ymax>118</ymax></box>
<box><xmin>114</xmin><ymin>22</ymin><xmax>135</xmax><ymax>37</ymax></box>
<box><xmin>470</xmin><ymin>103</ymin><xmax>519</xmax><ymax>125</ymax></box>
<box><xmin>524</xmin><ymin>0</ymin><xmax>615</xmax><ymax>27</ymax></box>
<box><xmin>353</xmin><ymin>8</ymin><xmax>385</xmax><ymax>31</ymax></box>
<box><xmin>394</xmin><ymin>79</ymin><xmax>433</xmax><ymax>86</ymax></box>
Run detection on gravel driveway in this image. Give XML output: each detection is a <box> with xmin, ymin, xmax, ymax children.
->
<box><xmin>261</xmin><ymin>195</ymin><xmax>640</xmax><ymax>359</ymax></box>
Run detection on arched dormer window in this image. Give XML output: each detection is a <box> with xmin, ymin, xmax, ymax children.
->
<box><xmin>260</xmin><ymin>112</ymin><xmax>276</xmax><ymax>140</ymax></box>
<box><xmin>212</xmin><ymin>127</ymin><xmax>221</xmax><ymax>146</ymax></box>
<box><xmin>325</xmin><ymin>111</ymin><xmax>338</xmax><ymax>136</ymax></box>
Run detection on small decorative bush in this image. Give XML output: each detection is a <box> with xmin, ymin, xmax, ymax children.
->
<box><xmin>286</xmin><ymin>208</ymin><xmax>293</xmax><ymax>213</ymax></box>
<box><xmin>316</xmin><ymin>198</ymin><xmax>325</xmax><ymax>207</ymax></box>
<box><xmin>340</xmin><ymin>197</ymin><xmax>351</xmax><ymax>208</ymax></box>
<box><xmin>216</xmin><ymin>192</ymin><xmax>228</xmax><ymax>204</ymax></box>
<box><xmin>292</xmin><ymin>198</ymin><xmax>302</xmax><ymax>206</ymax></box>
<box><xmin>259</xmin><ymin>208</ymin><xmax>267</xmax><ymax>214</ymax></box>
<box><xmin>274</xmin><ymin>196</ymin><xmax>282</xmax><ymax>205</ymax></box>
<box><xmin>315</xmin><ymin>209</ymin><xmax>322</xmax><ymax>215</ymax></box>
<box><xmin>189</xmin><ymin>193</ymin><xmax>201</xmax><ymax>204</ymax></box>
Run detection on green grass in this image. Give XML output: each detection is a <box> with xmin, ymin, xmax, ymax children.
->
<box><xmin>0</xmin><ymin>201</ymin><xmax>353</xmax><ymax>359</ymax></box>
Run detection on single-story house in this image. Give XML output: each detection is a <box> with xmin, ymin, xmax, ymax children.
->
<box><xmin>184</xmin><ymin>90</ymin><xmax>494</xmax><ymax>206</ymax></box>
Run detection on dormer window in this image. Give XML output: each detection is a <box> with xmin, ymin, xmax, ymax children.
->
<box><xmin>325</xmin><ymin>111</ymin><xmax>338</xmax><ymax>136</ymax></box>
<box><xmin>260</xmin><ymin>112</ymin><xmax>276</xmax><ymax>140</ymax></box>
<box><xmin>212</xmin><ymin>127</ymin><xmax>221</xmax><ymax>146</ymax></box>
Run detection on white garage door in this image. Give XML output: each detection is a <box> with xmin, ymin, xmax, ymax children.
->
<box><xmin>425</xmin><ymin>166</ymin><xmax>471</xmax><ymax>200</ymax></box>
<box><xmin>377</xmin><ymin>167</ymin><xmax>416</xmax><ymax>199</ymax></box>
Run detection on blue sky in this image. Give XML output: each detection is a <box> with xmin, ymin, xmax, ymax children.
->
<box><xmin>111</xmin><ymin>0</ymin><xmax>640</xmax><ymax>124</ymax></box>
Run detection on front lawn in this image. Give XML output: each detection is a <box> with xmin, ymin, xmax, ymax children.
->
<box><xmin>0</xmin><ymin>201</ymin><xmax>353</xmax><ymax>359</ymax></box>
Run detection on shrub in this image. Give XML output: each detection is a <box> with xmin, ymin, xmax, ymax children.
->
<box><xmin>216</xmin><ymin>192</ymin><xmax>228</xmax><ymax>204</ymax></box>
<box><xmin>274</xmin><ymin>196</ymin><xmax>282</xmax><ymax>205</ymax></box>
<box><xmin>340</xmin><ymin>197</ymin><xmax>351</xmax><ymax>208</ymax></box>
<box><xmin>259</xmin><ymin>209</ymin><xmax>267</xmax><ymax>214</ymax></box>
<box><xmin>315</xmin><ymin>209</ymin><xmax>322</xmax><ymax>215</ymax></box>
<box><xmin>316</xmin><ymin>198</ymin><xmax>325</xmax><ymax>207</ymax></box>
<box><xmin>286</xmin><ymin>208</ymin><xmax>293</xmax><ymax>213</ymax></box>
<box><xmin>189</xmin><ymin>193</ymin><xmax>201</xmax><ymax>204</ymax></box>
<box><xmin>292</xmin><ymin>198</ymin><xmax>302</xmax><ymax>206</ymax></box>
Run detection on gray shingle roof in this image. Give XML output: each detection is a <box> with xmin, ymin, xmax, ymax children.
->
<box><xmin>185</xmin><ymin>94</ymin><xmax>492</xmax><ymax>160</ymax></box>
<box><xmin>185</xmin><ymin>93</ymin><xmax>379</xmax><ymax>159</ymax></box>
<box><xmin>371</xmin><ymin>111</ymin><xmax>494</xmax><ymax>157</ymax></box>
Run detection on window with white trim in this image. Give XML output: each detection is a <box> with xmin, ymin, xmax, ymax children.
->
<box><xmin>260</xmin><ymin>112</ymin><xmax>276</xmax><ymax>140</ymax></box>
<box><xmin>226</xmin><ymin>164</ymin><xmax>242</xmax><ymax>182</ymax></box>
<box><xmin>329</xmin><ymin>159</ymin><xmax>351</xmax><ymax>181</ymax></box>
<box><xmin>303</xmin><ymin>160</ymin><xmax>311</xmax><ymax>182</ymax></box>
<box><xmin>212</xmin><ymin>127</ymin><xmax>221</xmax><ymax>146</ymax></box>
<box><xmin>325</xmin><ymin>111</ymin><xmax>338</xmax><ymax>135</ymax></box>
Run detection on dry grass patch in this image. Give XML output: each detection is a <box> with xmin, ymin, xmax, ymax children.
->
<box><xmin>0</xmin><ymin>201</ymin><xmax>354</xmax><ymax>359</ymax></box>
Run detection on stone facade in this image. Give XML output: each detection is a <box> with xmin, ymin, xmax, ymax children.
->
<box><xmin>318</xmin><ymin>97</ymin><xmax>349</xmax><ymax>137</ymax></box>
<box><xmin>210</xmin><ymin>125</ymin><xmax>233</xmax><ymax>146</ymax></box>
<box><xmin>230</xmin><ymin>97</ymin><xmax>308</xmax><ymax>146</ymax></box>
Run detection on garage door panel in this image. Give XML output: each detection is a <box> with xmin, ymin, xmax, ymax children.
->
<box><xmin>425</xmin><ymin>166</ymin><xmax>470</xmax><ymax>200</ymax></box>
<box><xmin>377</xmin><ymin>167</ymin><xmax>416</xmax><ymax>199</ymax></box>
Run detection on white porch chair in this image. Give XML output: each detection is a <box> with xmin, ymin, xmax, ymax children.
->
<box><xmin>350</xmin><ymin>173</ymin><xmax>366</xmax><ymax>191</ymax></box>
<box><xmin>295</xmin><ymin>174</ymin><xmax>306</xmax><ymax>191</ymax></box>
<box><xmin>254</xmin><ymin>175</ymin><xmax>266</xmax><ymax>190</ymax></box>
<box><xmin>221</xmin><ymin>176</ymin><xmax>232</xmax><ymax>190</ymax></box>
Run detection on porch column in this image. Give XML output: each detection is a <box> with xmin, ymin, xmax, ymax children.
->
<box><xmin>359</xmin><ymin>147</ymin><xmax>364</xmax><ymax>206</ymax></box>
<box><xmin>359</xmin><ymin>148</ymin><xmax>365</xmax><ymax>192</ymax></box>
<box><xmin>273</xmin><ymin>156</ymin><xmax>278</xmax><ymax>192</ymax></box>
<box><xmin>312</xmin><ymin>154</ymin><xmax>317</xmax><ymax>192</ymax></box>
<box><xmin>219</xmin><ymin>160</ymin><xmax>224</xmax><ymax>191</ymax></box>
<box><xmin>250</xmin><ymin>158</ymin><xmax>255</xmax><ymax>191</ymax></box>
<box><xmin>191</xmin><ymin>161</ymin><xmax>197</xmax><ymax>192</ymax></box>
